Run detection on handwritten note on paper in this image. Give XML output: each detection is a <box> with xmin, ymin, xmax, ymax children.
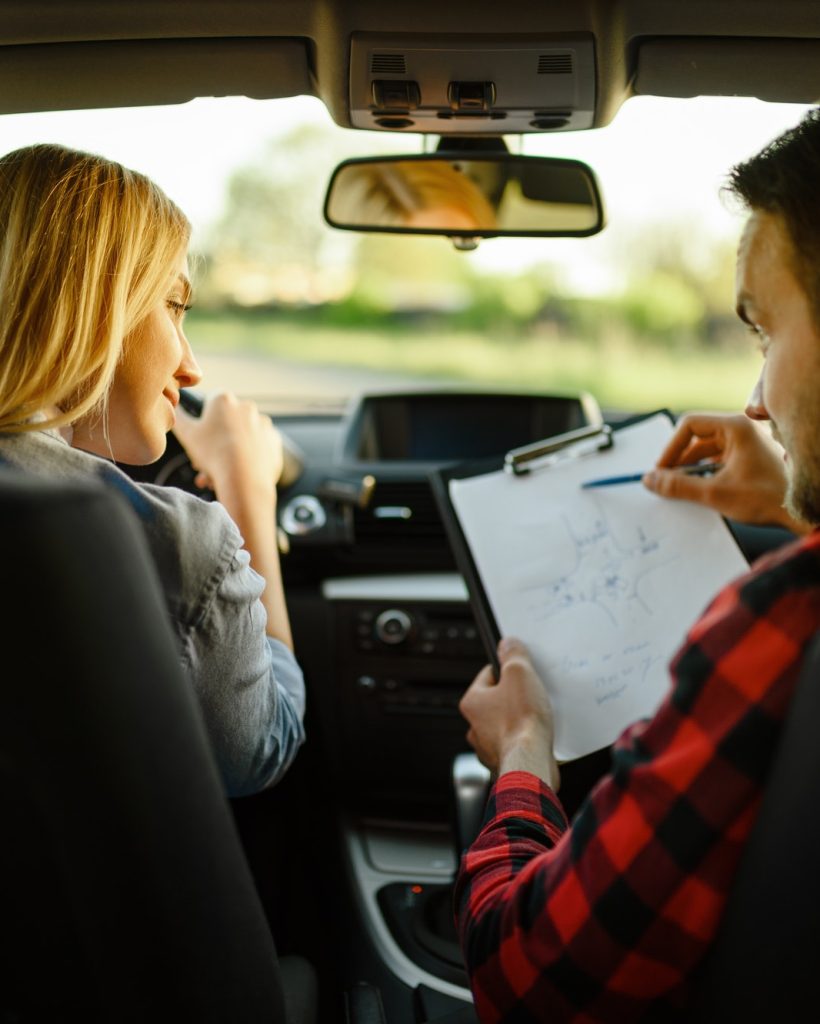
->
<box><xmin>448</xmin><ymin>413</ymin><xmax>750</xmax><ymax>761</ymax></box>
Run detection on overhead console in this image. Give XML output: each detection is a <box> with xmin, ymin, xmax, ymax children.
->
<box><xmin>348</xmin><ymin>32</ymin><xmax>596</xmax><ymax>133</ymax></box>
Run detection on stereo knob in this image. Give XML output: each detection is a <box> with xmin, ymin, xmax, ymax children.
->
<box><xmin>374</xmin><ymin>608</ymin><xmax>413</xmax><ymax>645</ymax></box>
<box><xmin>280</xmin><ymin>494</ymin><xmax>327</xmax><ymax>536</ymax></box>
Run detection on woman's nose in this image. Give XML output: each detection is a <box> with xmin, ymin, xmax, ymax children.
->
<box><xmin>176</xmin><ymin>335</ymin><xmax>203</xmax><ymax>389</ymax></box>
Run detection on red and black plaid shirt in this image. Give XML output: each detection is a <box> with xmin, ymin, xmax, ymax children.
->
<box><xmin>455</xmin><ymin>530</ymin><xmax>820</xmax><ymax>1023</ymax></box>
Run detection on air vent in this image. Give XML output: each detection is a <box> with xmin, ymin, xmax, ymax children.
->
<box><xmin>353</xmin><ymin>481</ymin><xmax>445</xmax><ymax>545</ymax></box>
<box><xmin>371</xmin><ymin>53</ymin><xmax>407</xmax><ymax>75</ymax></box>
<box><xmin>537</xmin><ymin>53</ymin><xmax>573</xmax><ymax>74</ymax></box>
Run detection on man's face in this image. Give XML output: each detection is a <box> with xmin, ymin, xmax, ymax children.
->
<box><xmin>737</xmin><ymin>210</ymin><xmax>820</xmax><ymax>525</ymax></box>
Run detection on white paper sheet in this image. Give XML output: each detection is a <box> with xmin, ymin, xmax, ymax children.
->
<box><xmin>449</xmin><ymin>413</ymin><xmax>750</xmax><ymax>761</ymax></box>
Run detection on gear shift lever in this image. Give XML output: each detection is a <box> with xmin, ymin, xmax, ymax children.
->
<box><xmin>451</xmin><ymin>752</ymin><xmax>493</xmax><ymax>861</ymax></box>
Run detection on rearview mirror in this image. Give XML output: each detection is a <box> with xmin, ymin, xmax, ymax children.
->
<box><xmin>323</xmin><ymin>154</ymin><xmax>605</xmax><ymax>242</ymax></box>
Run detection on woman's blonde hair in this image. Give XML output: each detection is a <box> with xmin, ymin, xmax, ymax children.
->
<box><xmin>0</xmin><ymin>143</ymin><xmax>191</xmax><ymax>433</ymax></box>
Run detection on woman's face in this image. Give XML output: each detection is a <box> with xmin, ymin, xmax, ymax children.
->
<box><xmin>72</xmin><ymin>252</ymin><xmax>202</xmax><ymax>464</ymax></box>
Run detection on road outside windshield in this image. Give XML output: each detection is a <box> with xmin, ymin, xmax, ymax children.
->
<box><xmin>2</xmin><ymin>94</ymin><xmax>812</xmax><ymax>416</ymax></box>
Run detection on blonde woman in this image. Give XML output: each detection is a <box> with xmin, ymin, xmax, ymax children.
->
<box><xmin>0</xmin><ymin>143</ymin><xmax>304</xmax><ymax>796</ymax></box>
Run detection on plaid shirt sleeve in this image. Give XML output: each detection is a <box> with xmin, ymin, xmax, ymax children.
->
<box><xmin>455</xmin><ymin>531</ymin><xmax>820</xmax><ymax>1023</ymax></box>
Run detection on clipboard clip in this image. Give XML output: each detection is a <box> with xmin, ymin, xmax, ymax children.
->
<box><xmin>504</xmin><ymin>423</ymin><xmax>614</xmax><ymax>476</ymax></box>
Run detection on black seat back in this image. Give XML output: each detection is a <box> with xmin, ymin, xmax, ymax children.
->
<box><xmin>688</xmin><ymin>630</ymin><xmax>820</xmax><ymax>1021</ymax></box>
<box><xmin>0</xmin><ymin>468</ymin><xmax>289</xmax><ymax>1022</ymax></box>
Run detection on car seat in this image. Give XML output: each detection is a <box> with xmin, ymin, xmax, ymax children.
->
<box><xmin>685</xmin><ymin>629</ymin><xmax>820</xmax><ymax>1022</ymax></box>
<box><xmin>0</xmin><ymin>466</ymin><xmax>316</xmax><ymax>1023</ymax></box>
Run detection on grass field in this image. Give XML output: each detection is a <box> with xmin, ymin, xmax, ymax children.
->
<box><xmin>187</xmin><ymin>310</ymin><xmax>761</xmax><ymax>415</ymax></box>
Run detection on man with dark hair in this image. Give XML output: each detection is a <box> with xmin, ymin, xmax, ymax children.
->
<box><xmin>455</xmin><ymin>107</ymin><xmax>820</xmax><ymax>1023</ymax></box>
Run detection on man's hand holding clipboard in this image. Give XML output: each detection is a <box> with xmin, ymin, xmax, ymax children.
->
<box><xmin>459</xmin><ymin>635</ymin><xmax>562</xmax><ymax>790</ymax></box>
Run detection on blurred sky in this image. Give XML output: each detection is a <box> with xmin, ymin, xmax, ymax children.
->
<box><xmin>0</xmin><ymin>92</ymin><xmax>811</xmax><ymax>293</ymax></box>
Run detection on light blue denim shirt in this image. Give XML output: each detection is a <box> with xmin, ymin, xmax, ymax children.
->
<box><xmin>0</xmin><ymin>428</ymin><xmax>306</xmax><ymax>797</ymax></box>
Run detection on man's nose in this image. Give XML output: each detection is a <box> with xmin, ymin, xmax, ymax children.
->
<box><xmin>745</xmin><ymin>372</ymin><xmax>769</xmax><ymax>421</ymax></box>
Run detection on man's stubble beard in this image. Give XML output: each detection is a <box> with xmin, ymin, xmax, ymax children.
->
<box><xmin>785</xmin><ymin>444</ymin><xmax>820</xmax><ymax>526</ymax></box>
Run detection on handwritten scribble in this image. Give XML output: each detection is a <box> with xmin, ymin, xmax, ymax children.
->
<box><xmin>521</xmin><ymin>502</ymin><xmax>676</xmax><ymax>629</ymax></box>
<box><xmin>553</xmin><ymin>643</ymin><xmax>664</xmax><ymax>707</ymax></box>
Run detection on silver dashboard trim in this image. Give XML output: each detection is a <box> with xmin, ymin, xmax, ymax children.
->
<box><xmin>322</xmin><ymin>573</ymin><xmax>469</xmax><ymax>602</ymax></box>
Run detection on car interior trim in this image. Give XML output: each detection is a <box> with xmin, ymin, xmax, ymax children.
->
<box><xmin>0</xmin><ymin>38</ymin><xmax>313</xmax><ymax>115</ymax></box>
<box><xmin>343</xmin><ymin>821</ymin><xmax>473</xmax><ymax>1003</ymax></box>
<box><xmin>635</xmin><ymin>38</ymin><xmax>820</xmax><ymax>103</ymax></box>
<box><xmin>321</xmin><ymin>574</ymin><xmax>469</xmax><ymax>603</ymax></box>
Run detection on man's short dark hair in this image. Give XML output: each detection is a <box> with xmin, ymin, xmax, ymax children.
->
<box><xmin>726</xmin><ymin>107</ymin><xmax>820</xmax><ymax>324</ymax></box>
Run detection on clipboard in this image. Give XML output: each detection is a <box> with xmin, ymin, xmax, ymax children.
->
<box><xmin>430</xmin><ymin>411</ymin><xmax>665</xmax><ymax>678</ymax></box>
<box><xmin>429</xmin><ymin>409</ymin><xmax>750</xmax><ymax>761</ymax></box>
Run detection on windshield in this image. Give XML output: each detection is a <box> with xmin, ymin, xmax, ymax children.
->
<box><xmin>2</xmin><ymin>93</ymin><xmax>811</xmax><ymax>416</ymax></box>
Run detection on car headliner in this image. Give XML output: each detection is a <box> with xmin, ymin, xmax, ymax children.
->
<box><xmin>0</xmin><ymin>1</ymin><xmax>819</xmax><ymax>127</ymax></box>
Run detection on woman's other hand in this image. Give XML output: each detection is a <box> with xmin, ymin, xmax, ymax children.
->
<box><xmin>173</xmin><ymin>392</ymin><xmax>292</xmax><ymax>647</ymax></box>
<box><xmin>173</xmin><ymin>391</ymin><xmax>284</xmax><ymax>499</ymax></box>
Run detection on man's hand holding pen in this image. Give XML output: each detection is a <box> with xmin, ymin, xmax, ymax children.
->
<box><xmin>641</xmin><ymin>411</ymin><xmax>809</xmax><ymax>533</ymax></box>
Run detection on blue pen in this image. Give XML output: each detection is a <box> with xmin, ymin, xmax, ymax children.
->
<box><xmin>581</xmin><ymin>463</ymin><xmax>722</xmax><ymax>489</ymax></box>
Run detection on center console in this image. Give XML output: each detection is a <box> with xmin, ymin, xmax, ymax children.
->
<box><xmin>282</xmin><ymin>390</ymin><xmax>605</xmax><ymax>1010</ymax></box>
<box><xmin>321</xmin><ymin>574</ymin><xmax>484</xmax><ymax>815</ymax></box>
